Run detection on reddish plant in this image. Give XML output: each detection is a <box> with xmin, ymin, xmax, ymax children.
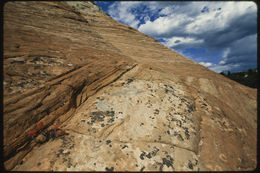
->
<box><xmin>39</xmin><ymin>121</ymin><xmax>44</xmax><ymax>126</ymax></box>
<box><xmin>62</xmin><ymin>129</ymin><xmax>66</xmax><ymax>134</ymax></box>
<box><xmin>56</xmin><ymin>131</ymin><xmax>61</xmax><ymax>136</ymax></box>
<box><xmin>29</xmin><ymin>130</ymin><xmax>37</xmax><ymax>137</ymax></box>
<box><xmin>36</xmin><ymin>121</ymin><xmax>44</xmax><ymax>131</ymax></box>
<box><xmin>53</xmin><ymin>125</ymin><xmax>59</xmax><ymax>130</ymax></box>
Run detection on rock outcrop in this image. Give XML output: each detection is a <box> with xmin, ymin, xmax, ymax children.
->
<box><xmin>3</xmin><ymin>1</ymin><xmax>257</xmax><ymax>171</ymax></box>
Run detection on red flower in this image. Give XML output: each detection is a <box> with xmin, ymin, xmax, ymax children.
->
<box><xmin>56</xmin><ymin>131</ymin><xmax>61</xmax><ymax>136</ymax></box>
<box><xmin>36</xmin><ymin>122</ymin><xmax>44</xmax><ymax>131</ymax></box>
<box><xmin>53</xmin><ymin>125</ymin><xmax>59</xmax><ymax>130</ymax></box>
<box><xmin>39</xmin><ymin>121</ymin><xmax>44</xmax><ymax>126</ymax></box>
<box><xmin>62</xmin><ymin>129</ymin><xmax>66</xmax><ymax>134</ymax></box>
<box><xmin>29</xmin><ymin>130</ymin><xmax>37</xmax><ymax>137</ymax></box>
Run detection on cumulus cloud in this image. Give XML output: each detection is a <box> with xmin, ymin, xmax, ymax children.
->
<box><xmin>108</xmin><ymin>2</ymin><xmax>142</xmax><ymax>28</ymax></box>
<box><xmin>210</xmin><ymin>64</ymin><xmax>242</xmax><ymax>73</ymax></box>
<box><xmin>104</xmin><ymin>1</ymin><xmax>257</xmax><ymax>72</ymax></box>
<box><xmin>163</xmin><ymin>36</ymin><xmax>204</xmax><ymax>49</ymax></box>
<box><xmin>199</xmin><ymin>62</ymin><xmax>213</xmax><ymax>67</ymax></box>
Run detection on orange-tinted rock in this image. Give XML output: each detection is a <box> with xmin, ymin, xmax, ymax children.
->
<box><xmin>3</xmin><ymin>1</ymin><xmax>257</xmax><ymax>171</ymax></box>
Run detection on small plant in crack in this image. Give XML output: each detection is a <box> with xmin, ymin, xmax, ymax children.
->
<box><xmin>28</xmin><ymin>121</ymin><xmax>68</xmax><ymax>144</ymax></box>
<box><xmin>29</xmin><ymin>129</ymin><xmax>37</xmax><ymax>138</ymax></box>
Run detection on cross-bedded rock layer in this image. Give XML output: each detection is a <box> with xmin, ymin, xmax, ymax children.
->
<box><xmin>4</xmin><ymin>1</ymin><xmax>257</xmax><ymax>171</ymax></box>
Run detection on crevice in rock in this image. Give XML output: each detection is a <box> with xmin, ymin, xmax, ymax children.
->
<box><xmin>110</xmin><ymin>139</ymin><xmax>198</xmax><ymax>155</ymax></box>
<box><xmin>4</xmin><ymin>62</ymin><xmax>137</xmax><ymax>170</ymax></box>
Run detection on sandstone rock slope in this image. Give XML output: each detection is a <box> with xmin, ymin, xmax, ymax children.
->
<box><xmin>3</xmin><ymin>2</ymin><xmax>257</xmax><ymax>171</ymax></box>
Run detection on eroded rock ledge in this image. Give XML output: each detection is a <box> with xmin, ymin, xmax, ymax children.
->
<box><xmin>4</xmin><ymin>58</ymin><xmax>136</xmax><ymax>170</ymax></box>
<box><xmin>4</xmin><ymin>1</ymin><xmax>257</xmax><ymax>171</ymax></box>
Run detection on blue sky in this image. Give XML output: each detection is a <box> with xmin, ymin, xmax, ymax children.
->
<box><xmin>94</xmin><ymin>1</ymin><xmax>257</xmax><ymax>73</ymax></box>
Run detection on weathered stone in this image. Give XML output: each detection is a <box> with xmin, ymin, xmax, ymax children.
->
<box><xmin>35</xmin><ymin>134</ymin><xmax>47</xmax><ymax>144</ymax></box>
<box><xmin>3</xmin><ymin>1</ymin><xmax>257</xmax><ymax>172</ymax></box>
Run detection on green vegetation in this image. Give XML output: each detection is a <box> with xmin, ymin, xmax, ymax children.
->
<box><xmin>220</xmin><ymin>68</ymin><xmax>258</xmax><ymax>88</ymax></box>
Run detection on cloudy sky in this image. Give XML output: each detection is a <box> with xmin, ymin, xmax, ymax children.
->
<box><xmin>94</xmin><ymin>1</ymin><xmax>257</xmax><ymax>73</ymax></box>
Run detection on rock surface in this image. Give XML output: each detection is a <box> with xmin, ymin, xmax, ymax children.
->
<box><xmin>3</xmin><ymin>1</ymin><xmax>257</xmax><ymax>171</ymax></box>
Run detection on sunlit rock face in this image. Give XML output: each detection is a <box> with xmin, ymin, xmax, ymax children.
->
<box><xmin>3</xmin><ymin>1</ymin><xmax>257</xmax><ymax>171</ymax></box>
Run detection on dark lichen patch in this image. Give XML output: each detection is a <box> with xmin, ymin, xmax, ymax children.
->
<box><xmin>177</xmin><ymin>134</ymin><xmax>184</xmax><ymax>141</ymax></box>
<box><xmin>180</xmin><ymin>98</ymin><xmax>187</xmax><ymax>103</ymax></box>
<box><xmin>92</xmin><ymin>128</ymin><xmax>97</xmax><ymax>133</ymax></box>
<box><xmin>122</xmin><ymin>145</ymin><xmax>128</xmax><ymax>149</ymax></box>
<box><xmin>108</xmin><ymin>117</ymin><xmax>115</xmax><ymax>123</ymax></box>
<box><xmin>162</xmin><ymin>155</ymin><xmax>174</xmax><ymax>168</ymax></box>
<box><xmin>146</xmin><ymin>153</ymin><xmax>152</xmax><ymax>159</ymax></box>
<box><xmin>140</xmin><ymin>122</ymin><xmax>144</xmax><ymax>126</ymax></box>
<box><xmin>106</xmin><ymin>111</ymin><xmax>115</xmax><ymax>117</ymax></box>
<box><xmin>140</xmin><ymin>166</ymin><xmax>145</xmax><ymax>172</ymax></box>
<box><xmin>140</xmin><ymin>151</ymin><xmax>146</xmax><ymax>160</ymax></box>
<box><xmin>157</xmin><ymin>163</ymin><xmax>164</xmax><ymax>171</ymax></box>
<box><xmin>50</xmin><ymin>161</ymin><xmax>55</xmax><ymax>167</ymax></box>
<box><xmin>154</xmin><ymin>109</ymin><xmax>159</xmax><ymax>115</ymax></box>
<box><xmin>201</xmin><ymin>103</ymin><xmax>207</xmax><ymax>108</ymax></box>
<box><xmin>106</xmin><ymin>140</ymin><xmax>111</xmax><ymax>145</ymax></box>
<box><xmin>90</xmin><ymin>111</ymin><xmax>105</xmax><ymax>122</ymax></box>
<box><xmin>66</xmin><ymin>158</ymin><xmax>73</xmax><ymax>168</ymax></box>
<box><xmin>60</xmin><ymin>136</ymin><xmax>75</xmax><ymax>151</ymax></box>
<box><xmin>158</xmin><ymin>135</ymin><xmax>161</xmax><ymax>140</ymax></box>
<box><xmin>187</xmin><ymin>103</ymin><xmax>195</xmax><ymax>113</ymax></box>
<box><xmin>162</xmin><ymin>151</ymin><xmax>168</xmax><ymax>155</ymax></box>
<box><xmin>37</xmin><ymin>162</ymin><xmax>41</xmax><ymax>166</ymax></box>
<box><xmin>81</xmin><ymin>119</ymin><xmax>86</xmax><ymax>123</ymax></box>
<box><xmin>188</xmin><ymin>160</ymin><xmax>193</xmax><ymax>169</ymax></box>
<box><xmin>155</xmin><ymin>154</ymin><xmax>174</xmax><ymax>171</ymax></box>
<box><xmin>184</xmin><ymin>128</ymin><xmax>190</xmax><ymax>140</ymax></box>
<box><xmin>176</xmin><ymin>120</ymin><xmax>182</xmax><ymax>127</ymax></box>
<box><xmin>105</xmin><ymin>167</ymin><xmax>114</xmax><ymax>172</ymax></box>
<box><xmin>67</xmin><ymin>162</ymin><xmax>72</xmax><ymax>168</ymax></box>
<box><xmin>149</xmin><ymin>116</ymin><xmax>155</xmax><ymax>120</ymax></box>
<box><xmin>127</xmin><ymin>78</ymin><xmax>134</xmax><ymax>84</ymax></box>
<box><xmin>195</xmin><ymin>159</ymin><xmax>198</xmax><ymax>165</ymax></box>
<box><xmin>56</xmin><ymin>149</ymin><xmax>64</xmax><ymax>158</ymax></box>
<box><xmin>101</xmin><ymin>123</ymin><xmax>105</xmax><ymax>127</ymax></box>
<box><xmin>151</xmin><ymin>147</ymin><xmax>159</xmax><ymax>156</ymax></box>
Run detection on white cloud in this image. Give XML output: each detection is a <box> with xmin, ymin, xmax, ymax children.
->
<box><xmin>104</xmin><ymin>1</ymin><xmax>257</xmax><ymax>72</ymax></box>
<box><xmin>199</xmin><ymin>62</ymin><xmax>213</xmax><ymax>67</ymax></box>
<box><xmin>222</xmin><ymin>48</ymin><xmax>230</xmax><ymax>59</ymax></box>
<box><xmin>198</xmin><ymin>62</ymin><xmax>241</xmax><ymax>73</ymax></box>
<box><xmin>210</xmin><ymin>64</ymin><xmax>241</xmax><ymax>73</ymax></box>
<box><xmin>163</xmin><ymin>36</ymin><xmax>204</xmax><ymax>48</ymax></box>
<box><xmin>185</xmin><ymin>2</ymin><xmax>256</xmax><ymax>34</ymax></box>
<box><xmin>137</xmin><ymin>1</ymin><xmax>257</xmax><ymax>37</ymax></box>
<box><xmin>159</xmin><ymin>6</ymin><xmax>173</xmax><ymax>15</ymax></box>
<box><xmin>143</xmin><ymin>16</ymin><xmax>150</xmax><ymax>22</ymax></box>
<box><xmin>138</xmin><ymin>14</ymin><xmax>193</xmax><ymax>36</ymax></box>
<box><xmin>219</xmin><ymin>60</ymin><xmax>226</xmax><ymax>65</ymax></box>
<box><xmin>108</xmin><ymin>2</ymin><xmax>142</xmax><ymax>28</ymax></box>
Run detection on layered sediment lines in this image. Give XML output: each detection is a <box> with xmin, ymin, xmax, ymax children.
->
<box><xmin>3</xmin><ymin>1</ymin><xmax>257</xmax><ymax>171</ymax></box>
